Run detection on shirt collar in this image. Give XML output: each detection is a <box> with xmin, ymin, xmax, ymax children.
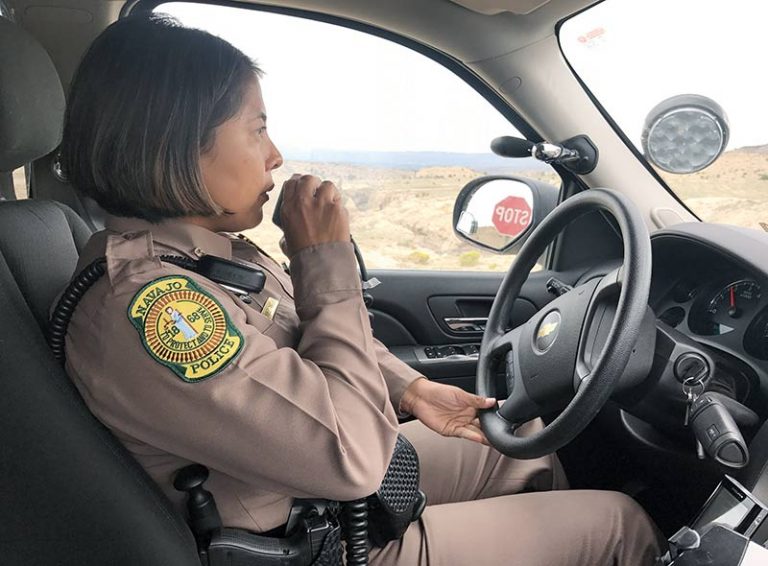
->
<box><xmin>104</xmin><ymin>215</ymin><xmax>233</xmax><ymax>260</ymax></box>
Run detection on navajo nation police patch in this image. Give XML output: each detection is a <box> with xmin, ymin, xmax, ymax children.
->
<box><xmin>128</xmin><ymin>276</ymin><xmax>243</xmax><ymax>382</ymax></box>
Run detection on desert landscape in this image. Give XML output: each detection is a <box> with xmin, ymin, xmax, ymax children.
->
<box><xmin>11</xmin><ymin>147</ymin><xmax>768</xmax><ymax>272</ymax></box>
<box><xmin>659</xmin><ymin>147</ymin><xmax>768</xmax><ymax>231</ymax></box>
<box><xmin>246</xmin><ymin>147</ymin><xmax>768</xmax><ymax>272</ymax></box>
<box><xmin>242</xmin><ymin>161</ymin><xmax>558</xmax><ymax>272</ymax></box>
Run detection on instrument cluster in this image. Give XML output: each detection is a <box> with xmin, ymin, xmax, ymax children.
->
<box><xmin>658</xmin><ymin>275</ymin><xmax>768</xmax><ymax>362</ymax></box>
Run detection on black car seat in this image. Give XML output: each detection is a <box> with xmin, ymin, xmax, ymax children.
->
<box><xmin>0</xmin><ymin>17</ymin><xmax>199</xmax><ymax>565</ymax></box>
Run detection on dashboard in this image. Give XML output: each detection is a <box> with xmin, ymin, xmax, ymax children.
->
<box><xmin>655</xmin><ymin>265</ymin><xmax>768</xmax><ymax>360</ymax></box>
<box><xmin>650</xmin><ymin>223</ymin><xmax>768</xmax><ymax>407</ymax></box>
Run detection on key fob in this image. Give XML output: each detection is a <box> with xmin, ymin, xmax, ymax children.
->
<box><xmin>689</xmin><ymin>395</ymin><xmax>749</xmax><ymax>468</ymax></box>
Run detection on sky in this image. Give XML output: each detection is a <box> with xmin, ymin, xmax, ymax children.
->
<box><xmin>161</xmin><ymin>0</ymin><xmax>767</xmax><ymax>157</ymax></box>
<box><xmin>160</xmin><ymin>2</ymin><xmax>520</xmax><ymax>155</ymax></box>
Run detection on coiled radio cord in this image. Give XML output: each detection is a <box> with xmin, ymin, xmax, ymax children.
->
<box><xmin>343</xmin><ymin>498</ymin><xmax>369</xmax><ymax>565</ymax></box>
<box><xmin>48</xmin><ymin>255</ymin><xmax>197</xmax><ymax>364</ymax></box>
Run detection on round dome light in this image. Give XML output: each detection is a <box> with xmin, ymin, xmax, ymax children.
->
<box><xmin>641</xmin><ymin>94</ymin><xmax>729</xmax><ymax>174</ymax></box>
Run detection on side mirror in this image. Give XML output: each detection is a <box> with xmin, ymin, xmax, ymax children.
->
<box><xmin>452</xmin><ymin>176</ymin><xmax>558</xmax><ymax>254</ymax></box>
<box><xmin>642</xmin><ymin>94</ymin><xmax>729</xmax><ymax>174</ymax></box>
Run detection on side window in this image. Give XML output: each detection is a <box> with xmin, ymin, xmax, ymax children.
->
<box><xmin>161</xmin><ymin>3</ymin><xmax>559</xmax><ymax>271</ymax></box>
<box><xmin>12</xmin><ymin>168</ymin><xmax>28</xmax><ymax>199</ymax></box>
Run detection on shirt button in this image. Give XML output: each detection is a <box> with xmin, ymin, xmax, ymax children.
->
<box><xmin>193</xmin><ymin>247</ymin><xmax>205</xmax><ymax>257</ymax></box>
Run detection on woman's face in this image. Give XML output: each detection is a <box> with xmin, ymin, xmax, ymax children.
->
<box><xmin>196</xmin><ymin>78</ymin><xmax>283</xmax><ymax>232</ymax></box>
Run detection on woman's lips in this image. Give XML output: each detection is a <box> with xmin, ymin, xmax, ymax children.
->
<box><xmin>261</xmin><ymin>184</ymin><xmax>275</xmax><ymax>200</ymax></box>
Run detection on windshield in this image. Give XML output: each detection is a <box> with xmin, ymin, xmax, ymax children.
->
<box><xmin>560</xmin><ymin>0</ymin><xmax>768</xmax><ymax>231</ymax></box>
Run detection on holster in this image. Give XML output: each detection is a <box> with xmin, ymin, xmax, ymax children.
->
<box><xmin>177</xmin><ymin>435</ymin><xmax>424</xmax><ymax>565</ymax></box>
<box><xmin>203</xmin><ymin>507</ymin><xmax>341</xmax><ymax>566</ymax></box>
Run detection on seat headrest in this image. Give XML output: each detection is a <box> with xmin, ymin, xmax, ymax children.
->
<box><xmin>0</xmin><ymin>200</ymin><xmax>91</xmax><ymax>329</ymax></box>
<box><xmin>0</xmin><ymin>18</ymin><xmax>65</xmax><ymax>172</ymax></box>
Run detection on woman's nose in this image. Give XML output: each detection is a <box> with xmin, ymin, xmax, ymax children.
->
<box><xmin>268</xmin><ymin>141</ymin><xmax>283</xmax><ymax>171</ymax></box>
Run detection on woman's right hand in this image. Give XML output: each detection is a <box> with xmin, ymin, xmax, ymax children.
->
<box><xmin>279</xmin><ymin>174</ymin><xmax>350</xmax><ymax>258</ymax></box>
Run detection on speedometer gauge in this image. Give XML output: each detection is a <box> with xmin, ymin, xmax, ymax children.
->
<box><xmin>745</xmin><ymin>307</ymin><xmax>768</xmax><ymax>360</ymax></box>
<box><xmin>690</xmin><ymin>279</ymin><xmax>762</xmax><ymax>336</ymax></box>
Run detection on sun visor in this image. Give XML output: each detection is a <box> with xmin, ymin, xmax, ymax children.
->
<box><xmin>0</xmin><ymin>18</ymin><xmax>65</xmax><ymax>172</ymax></box>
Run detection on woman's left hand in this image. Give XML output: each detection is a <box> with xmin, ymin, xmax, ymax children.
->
<box><xmin>399</xmin><ymin>377</ymin><xmax>496</xmax><ymax>445</ymax></box>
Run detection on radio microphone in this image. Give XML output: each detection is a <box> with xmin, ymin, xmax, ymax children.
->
<box><xmin>490</xmin><ymin>136</ymin><xmax>534</xmax><ymax>158</ymax></box>
<box><xmin>489</xmin><ymin>134</ymin><xmax>598</xmax><ymax>175</ymax></box>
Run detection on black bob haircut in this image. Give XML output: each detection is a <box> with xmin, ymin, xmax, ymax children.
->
<box><xmin>61</xmin><ymin>13</ymin><xmax>262</xmax><ymax>222</ymax></box>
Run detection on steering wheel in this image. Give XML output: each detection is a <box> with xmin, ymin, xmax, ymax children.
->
<box><xmin>478</xmin><ymin>188</ymin><xmax>652</xmax><ymax>459</ymax></box>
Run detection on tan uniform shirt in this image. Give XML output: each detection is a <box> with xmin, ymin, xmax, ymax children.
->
<box><xmin>65</xmin><ymin>215</ymin><xmax>423</xmax><ymax>532</ymax></box>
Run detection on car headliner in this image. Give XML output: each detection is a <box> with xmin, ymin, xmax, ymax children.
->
<box><xmin>11</xmin><ymin>0</ymin><xmax>594</xmax><ymax>91</ymax></box>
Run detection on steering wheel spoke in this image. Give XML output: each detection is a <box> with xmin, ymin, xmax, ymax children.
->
<box><xmin>479</xmin><ymin>340</ymin><xmax>544</xmax><ymax>449</ymax></box>
<box><xmin>594</xmin><ymin>266</ymin><xmax>623</xmax><ymax>299</ymax></box>
<box><xmin>497</xmin><ymin>369</ymin><xmax>544</xmax><ymax>425</ymax></box>
<box><xmin>485</xmin><ymin>326</ymin><xmax>521</xmax><ymax>360</ymax></box>
<box><xmin>574</xmin><ymin>267</ymin><xmax>624</xmax><ymax>387</ymax></box>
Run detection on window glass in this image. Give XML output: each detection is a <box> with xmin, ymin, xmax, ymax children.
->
<box><xmin>561</xmin><ymin>0</ymin><xmax>768</xmax><ymax>231</ymax></box>
<box><xmin>12</xmin><ymin>167</ymin><xmax>27</xmax><ymax>199</ymax></box>
<box><xmin>161</xmin><ymin>2</ymin><xmax>559</xmax><ymax>270</ymax></box>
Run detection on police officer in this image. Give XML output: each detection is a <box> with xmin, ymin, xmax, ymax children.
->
<box><xmin>60</xmin><ymin>14</ymin><xmax>663</xmax><ymax>565</ymax></box>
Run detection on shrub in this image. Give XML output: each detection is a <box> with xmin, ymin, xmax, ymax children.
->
<box><xmin>408</xmin><ymin>250</ymin><xmax>431</xmax><ymax>264</ymax></box>
<box><xmin>459</xmin><ymin>251</ymin><xmax>481</xmax><ymax>267</ymax></box>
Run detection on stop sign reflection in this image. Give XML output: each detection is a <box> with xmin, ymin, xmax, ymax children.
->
<box><xmin>492</xmin><ymin>196</ymin><xmax>531</xmax><ymax>237</ymax></box>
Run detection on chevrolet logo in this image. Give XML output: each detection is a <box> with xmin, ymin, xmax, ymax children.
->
<box><xmin>537</xmin><ymin>322</ymin><xmax>559</xmax><ymax>339</ymax></box>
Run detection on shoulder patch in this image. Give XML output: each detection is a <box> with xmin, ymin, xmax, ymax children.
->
<box><xmin>128</xmin><ymin>276</ymin><xmax>244</xmax><ymax>382</ymax></box>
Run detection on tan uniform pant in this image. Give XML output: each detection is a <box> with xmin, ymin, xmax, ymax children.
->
<box><xmin>369</xmin><ymin>419</ymin><xmax>664</xmax><ymax>566</ymax></box>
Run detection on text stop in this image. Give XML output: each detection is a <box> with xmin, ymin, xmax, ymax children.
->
<box><xmin>492</xmin><ymin>196</ymin><xmax>531</xmax><ymax>237</ymax></box>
